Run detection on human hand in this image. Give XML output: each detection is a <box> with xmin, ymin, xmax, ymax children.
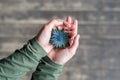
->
<box><xmin>36</xmin><ymin>19</ymin><xmax>64</xmax><ymax>53</ymax></box>
<box><xmin>48</xmin><ymin>17</ymin><xmax>80</xmax><ymax>65</ymax></box>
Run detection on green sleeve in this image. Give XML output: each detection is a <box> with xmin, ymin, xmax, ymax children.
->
<box><xmin>31</xmin><ymin>56</ymin><xmax>63</xmax><ymax>80</ymax></box>
<box><xmin>0</xmin><ymin>38</ymin><xmax>47</xmax><ymax>80</ymax></box>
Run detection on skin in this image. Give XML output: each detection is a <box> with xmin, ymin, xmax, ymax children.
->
<box><xmin>36</xmin><ymin>19</ymin><xmax>64</xmax><ymax>53</ymax></box>
<box><xmin>36</xmin><ymin>16</ymin><xmax>80</xmax><ymax>65</ymax></box>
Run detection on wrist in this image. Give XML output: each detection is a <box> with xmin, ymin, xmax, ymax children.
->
<box><xmin>35</xmin><ymin>37</ymin><xmax>53</xmax><ymax>53</ymax></box>
<box><xmin>48</xmin><ymin>54</ymin><xmax>65</xmax><ymax>65</ymax></box>
<box><xmin>45</xmin><ymin>56</ymin><xmax>64</xmax><ymax>67</ymax></box>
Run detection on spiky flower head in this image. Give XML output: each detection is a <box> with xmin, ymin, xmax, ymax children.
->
<box><xmin>50</xmin><ymin>28</ymin><xmax>70</xmax><ymax>48</ymax></box>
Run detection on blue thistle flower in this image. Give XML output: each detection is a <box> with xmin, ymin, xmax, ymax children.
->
<box><xmin>50</xmin><ymin>28</ymin><xmax>70</xmax><ymax>48</ymax></box>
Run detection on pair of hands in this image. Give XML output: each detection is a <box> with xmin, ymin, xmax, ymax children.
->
<box><xmin>36</xmin><ymin>16</ymin><xmax>80</xmax><ymax>65</ymax></box>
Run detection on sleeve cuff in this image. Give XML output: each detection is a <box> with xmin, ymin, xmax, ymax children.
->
<box><xmin>42</xmin><ymin>56</ymin><xmax>63</xmax><ymax>69</ymax></box>
<box><xmin>29</xmin><ymin>38</ymin><xmax>47</xmax><ymax>58</ymax></box>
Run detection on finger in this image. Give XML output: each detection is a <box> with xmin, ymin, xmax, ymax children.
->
<box><xmin>64</xmin><ymin>31</ymin><xmax>74</xmax><ymax>35</ymax></box>
<box><xmin>69</xmin><ymin>38</ymin><xmax>74</xmax><ymax>46</ymax></box>
<box><xmin>66</xmin><ymin>16</ymin><xmax>72</xmax><ymax>23</ymax></box>
<box><xmin>67</xmin><ymin>30</ymin><xmax>76</xmax><ymax>38</ymax></box>
<box><xmin>64</xmin><ymin>28</ymin><xmax>73</xmax><ymax>31</ymax></box>
<box><xmin>63</xmin><ymin>21</ymin><xmax>71</xmax><ymax>27</ymax></box>
<box><xmin>57</xmin><ymin>25</ymin><xmax>64</xmax><ymax>30</ymax></box>
<box><xmin>70</xmin><ymin>34</ymin><xmax>80</xmax><ymax>50</ymax></box>
<box><xmin>71</xmin><ymin>19</ymin><xmax>78</xmax><ymax>37</ymax></box>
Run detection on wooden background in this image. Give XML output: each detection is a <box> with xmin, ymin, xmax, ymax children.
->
<box><xmin>0</xmin><ymin>0</ymin><xmax>120</xmax><ymax>80</ymax></box>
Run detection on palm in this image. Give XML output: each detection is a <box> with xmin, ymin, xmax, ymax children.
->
<box><xmin>37</xmin><ymin>27</ymin><xmax>53</xmax><ymax>52</ymax></box>
<box><xmin>36</xmin><ymin>26</ymin><xmax>53</xmax><ymax>53</ymax></box>
<box><xmin>48</xmin><ymin>48</ymin><xmax>74</xmax><ymax>65</ymax></box>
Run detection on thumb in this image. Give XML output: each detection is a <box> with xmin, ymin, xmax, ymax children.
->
<box><xmin>46</xmin><ymin>19</ymin><xmax>64</xmax><ymax>30</ymax></box>
<box><xmin>70</xmin><ymin>34</ymin><xmax>80</xmax><ymax>51</ymax></box>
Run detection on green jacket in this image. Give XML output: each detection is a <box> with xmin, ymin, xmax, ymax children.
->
<box><xmin>0</xmin><ymin>38</ymin><xmax>63</xmax><ymax>80</ymax></box>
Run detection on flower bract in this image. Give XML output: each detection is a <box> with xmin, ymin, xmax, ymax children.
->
<box><xmin>50</xmin><ymin>28</ymin><xmax>70</xmax><ymax>48</ymax></box>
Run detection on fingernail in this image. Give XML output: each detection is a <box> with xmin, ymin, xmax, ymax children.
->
<box><xmin>78</xmin><ymin>34</ymin><xmax>80</xmax><ymax>39</ymax></box>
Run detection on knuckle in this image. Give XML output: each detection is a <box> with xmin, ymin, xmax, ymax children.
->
<box><xmin>52</xmin><ymin>18</ymin><xmax>58</xmax><ymax>22</ymax></box>
<box><xmin>51</xmin><ymin>19</ymin><xmax>57</xmax><ymax>22</ymax></box>
<box><xmin>44</xmin><ymin>24</ymin><xmax>48</xmax><ymax>28</ymax></box>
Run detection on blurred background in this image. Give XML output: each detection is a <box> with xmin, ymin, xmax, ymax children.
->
<box><xmin>0</xmin><ymin>0</ymin><xmax>120</xmax><ymax>80</ymax></box>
